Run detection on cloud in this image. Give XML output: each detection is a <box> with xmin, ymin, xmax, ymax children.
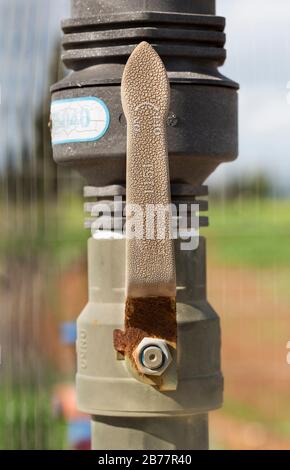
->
<box><xmin>219</xmin><ymin>0</ymin><xmax>290</xmax><ymax>86</ymax></box>
<box><xmin>209</xmin><ymin>0</ymin><xmax>290</xmax><ymax>188</ymax></box>
<box><xmin>240</xmin><ymin>85</ymin><xmax>290</xmax><ymax>134</ymax></box>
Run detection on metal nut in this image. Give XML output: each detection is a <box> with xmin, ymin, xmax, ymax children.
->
<box><xmin>133</xmin><ymin>337</ymin><xmax>172</xmax><ymax>376</ymax></box>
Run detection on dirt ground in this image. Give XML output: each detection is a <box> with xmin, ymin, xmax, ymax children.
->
<box><xmin>208</xmin><ymin>264</ymin><xmax>290</xmax><ymax>450</ymax></box>
<box><xmin>49</xmin><ymin>263</ymin><xmax>290</xmax><ymax>449</ymax></box>
<box><xmin>55</xmin><ymin>258</ymin><xmax>290</xmax><ymax>450</ymax></box>
<box><xmin>4</xmin><ymin>252</ymin><xmax>285</xmax><ymax>449</ymax></box>
<box><xmin>53</xmin><ymin>257</ymin><xmax>290</xmax><ymax>450</ymax></box>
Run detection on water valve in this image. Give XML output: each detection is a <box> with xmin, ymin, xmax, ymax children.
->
<box><xmin>50</xmin><ymin>0</ymin><xmax>239</xmax><ymax>451</ymax></box>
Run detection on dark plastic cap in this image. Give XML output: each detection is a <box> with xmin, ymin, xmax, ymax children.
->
<box><xmin>72</xmin><ymin>0</ymin><xmax>215</xmax><ymax>17</ymax></box>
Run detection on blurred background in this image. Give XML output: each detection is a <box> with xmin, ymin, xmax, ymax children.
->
<box><xmin>0</xmin><ymin>0</ymin><xmax>290</xmax><ymax>450</ymax></box>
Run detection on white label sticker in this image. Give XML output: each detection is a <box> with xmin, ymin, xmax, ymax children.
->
<box><xmin>51</xmin><ymin>97</ymin><xmax>110</xmax><ymax>145</ymax></box>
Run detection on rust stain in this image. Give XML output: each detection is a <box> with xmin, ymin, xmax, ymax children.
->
<box><xmin>113</xmin><ymin>296</ymin><xmax>177</xmax><ymax>368</ymax></box>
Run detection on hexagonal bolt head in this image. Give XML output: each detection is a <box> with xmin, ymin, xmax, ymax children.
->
<box><xmin>133</xmin><ymin>337</ymin><xmax>172</xmax><ymax>376</ymax></box>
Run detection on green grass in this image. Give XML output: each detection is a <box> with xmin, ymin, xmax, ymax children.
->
<box><xmin>205</xmin><ymin>198</ymin><xmax>290</xmax><ymax>268</ymax></box>
<box><xmin>2</xmin><ymin>196</ymin><xmax>290</xmax><ymax>269</ymax></box>
<box><xmin>0</xmin><ymin>387</ymin><xmax>66</xmax><ymax>450</ymax></box>
<box><xmin>1</xmin><ymin>196</ymin><xmax>289</xmax><ymax>449</ymax></box>
<box><xmin>0</xmin><ymin>196</ymin><xmax>87</xmax><ymax>267</ymax></box>
<box><xmin>223</xmin><ymin>398</ymin><xmax>290</xmax><ymax>440</ymax></box>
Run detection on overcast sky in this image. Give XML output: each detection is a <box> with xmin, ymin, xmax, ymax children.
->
<box><xmin>212</xmin><ymin>0</ymin><xmax>290</xmax><ymax>191</ymax></box>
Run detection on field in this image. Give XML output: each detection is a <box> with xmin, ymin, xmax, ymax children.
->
<box><xmin>1</xmin><ymin>197</ymin><xmax>290</xmax><ymax>449</ymax></box>
<box><xmin>206</xmin><ymin>200</ymin><xmax>290</xmax><ymax>449</ymax></box>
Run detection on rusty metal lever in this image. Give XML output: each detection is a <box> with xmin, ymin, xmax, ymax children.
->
<box><xmin>114</xmin><ymin>42</ymin><xmax>177</xmax><ymax>390</ymax></box>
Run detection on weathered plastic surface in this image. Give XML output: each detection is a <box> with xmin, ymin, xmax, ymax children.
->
<box><xmin>76</xmin><ymin>238</ymin><xmax>223</xmax><ymax>418</ymax></box>
<box><xmin>91</xmin><ymin>414</ymin><xmax>209</xmax><ymax>450</ymax></box>
<box><xmin>72</xmin><ymin>0</ymin><xmax>216</xmax><ymax>17</ymax></box>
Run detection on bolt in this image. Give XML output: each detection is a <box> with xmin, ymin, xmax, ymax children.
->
<box><xmin>132</xmin><ymin>337</ymin><xmax>172</xmax><ymax>376</ymax></box>
<box><xmin>141</xmin><ymin>345</ymin><xmax>164</xmax><ymax>370</ymax></box>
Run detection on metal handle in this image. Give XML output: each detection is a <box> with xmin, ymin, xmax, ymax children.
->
<box><xmin>114</xmin><ymin>43</ymin><xmax>177</xmax><ymax>389</ymax></box>
<box><xmin>122</xmin><ymin>41</ymin><xmax>176</xmax><ymax>298</ymax></box>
